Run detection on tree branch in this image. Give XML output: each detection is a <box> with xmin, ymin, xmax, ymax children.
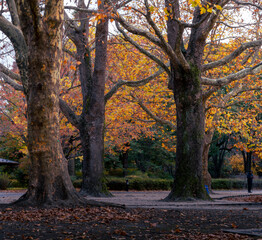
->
<box><xmin>0</xmin><ymin>72</ymin><xmax>24</xmax><ymax>91</ymax></box>
<box><xmin>144</xmin><ymin>0</ymin><xmax>183</xmax><ymax>67</ymax></box>
<box><xmin>59</xmin><ymin>98</ymin><xmax>80</xmax><ymax>129</ymax></box>
<box><xmin>131</xmin><ymin>95</ymin><xmax>176</xmax><ymax>130</ymax></box>
<box><xmin>201</xmin><ymin>62</ymin><xmax>262</xmax><ymax>86</ymax></box>
<box><xmin>0</xmin><ymin>63</ymin><xmax>21</xmax><ymax>81</ymax></box>
<box><xmin>64</xmin><ymin>5</ymin><xmax>98</xmax><ymax>14</ymax></box>
<box><xmin>202</xmin><ymin>39</ymin><xmax>262</xmax><ymax>71</ymax></box>
<box><xmin>115</xmin><ymin>13</ymin><xmax>162</xmax><ymax>50</ymax></box>
<box><xmin>105</xmin><ymin>68</ymin><xmax>166</xmax><ymax>103</ymax></box>
<box><xmin>232</xmin><ymin>0</ymin><xmax>262</xmax><ymax>10</ymax></box>
<box><xmin>6</xmin><ymin>0</ymin><xmax>20</xmax><ymax>26</ymax></box>
<box><xmin>115</xmin><ymin>22</ymin><xmax>170</xmax><ymax>75</ymax></box>
<box><xmin>0</xmin><ymin>15</ymin><xmax>28</xmax><ymax>94</ymax></box>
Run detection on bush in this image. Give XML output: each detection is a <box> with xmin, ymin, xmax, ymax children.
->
<box><xmin>211</xmin><ymin>178</ymin><xmax>262</xmax><ymax>189</ymax></box>
<box><xmin>72</xmin><ymin>179</ymin><xmax>82</xmax><ymax>188</ymax></box>
<box><xmin>107</xmin><ymin>178</ymin><xmax>173</xmax><ymax>191</ymax></box>
<box><xmin>108</xmin><ymin>168</ymin><xmax>124</xmax><ymax>177</ymax></box>
<box><xmin>73</xmin><ymin>177</ymin><xmax>262</xmax><ymax>191</ymax></box>
<box><xmin>0</xmin><ymin>173</ymin><xmax>11</xmax><ymax>190</ymax></box>
<box><xmin>13</xmin><ymin>168</ymin><xmax>29</xmax><ymax>187</ymax></box>
<box><xmin>9</xmin><ymin>179</ymin><xmax>24</xmax><ymax>188</ymax></box>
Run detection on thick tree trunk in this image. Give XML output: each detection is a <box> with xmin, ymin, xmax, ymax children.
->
<box><xmin>63</xmin><ymin>1</ymin><xmax>110</xmax><ymax>197</ymax></box>
<box><xmin>14</xmin><ymin>0</ymin><xmax>84</xmax><ymax>206</ymax></box>
<box><xmin>166</xmin><ymin>66</ymin><xmax>209</xmax><ymax>200</ymax></box>
<box><xmin>79</xmin><ymin>16</ymin><xmax>110</xmax><ymax>197</ymax></box>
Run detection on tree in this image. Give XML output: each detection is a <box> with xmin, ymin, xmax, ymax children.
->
<box><xmin>113</xmin><ymin>0</ymin><xmax>262</xmax><ymax>200</ymax></box>
<box><xmin>0</xmin><ymin>0</ymin><xmax>84</xmax><ymax>206</ymax></box>
<box><xmin>58</xmin><ymin>0</ymin><xmax>111</xmax><ymax>196</ymax></box>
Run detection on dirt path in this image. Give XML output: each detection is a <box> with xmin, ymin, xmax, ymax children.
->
<box><xmin>1</xmin><ymin>189</ymin><xmax>262</xmax><ymax>210</ymax></box>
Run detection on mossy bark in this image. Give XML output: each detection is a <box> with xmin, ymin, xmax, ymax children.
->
<box><xmin>166</xmin><ymin>64</ymin><xmax>210</xmax><ymax>201</ymax></box>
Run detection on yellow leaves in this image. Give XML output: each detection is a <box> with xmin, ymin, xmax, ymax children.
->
<box><xmin>206</xmin><ymin>7</ymin><xmax>213</xmax><ymax>13</ymax></box>
<box><xmin>214</xmin><ymin>4</ymin><xmax>223</xmax><ymax>11</ymax></box>
<box><xmin>149</xmin><ymin>6</ymin><xmax>155</xmax><ymax>13</ymax></box>
<box><xmin>97</xmin><ymin>0</ymin><xmax>102</xmax><ymax>6</ymax></box>
<box><xmin>200</xmin><ymin>7</ymin><xmax>206</xmax><ymax>14</ymax></box>
<box><xmin>190</xmin><ymin>0</ymin><xmax>201</xmax><ymax>8</ymax></box>
<box><xmin>200</xmin><ymin>3</ymin><xmax>218</xmax><ymax>15</ymax></box>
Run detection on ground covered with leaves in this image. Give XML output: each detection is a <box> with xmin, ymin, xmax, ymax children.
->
<box><xmin>0</xmin><ymin>199</ymin><xmax>262</xmax><ymax>240</ymax></box>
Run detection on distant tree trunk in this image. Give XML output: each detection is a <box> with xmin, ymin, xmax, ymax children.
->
<box><xmin>166</xmin><ymin>66</ymin><xmax>209</xmax><ymax>200</ymax></box>
<box><xmin>242</xmin><ymin>151</ymin><xmax>252</xmax><ymax>173</ymax></box>
<box><xmin>68</xmin><ymin>158</ymin><xmax>75</xmax><ymax>176</ymax></box>
<box><xmin>212</xmin><ymin>136</ymin><xmax>230</xmax><ymax>178</ymax></box>
<box><xmin>119</xmin><ymin>145</ymin><xmax>129</xmax><ymax>177</ymax></box>
<box><xmin>202</xmin><ymin>130</ymin><xmax>213</xmax><ymax>191</ymax></box>
<box><xmin>14</xmin><ymin>0</ymin><xmax>84</xmax><ymax>206</ymax></box>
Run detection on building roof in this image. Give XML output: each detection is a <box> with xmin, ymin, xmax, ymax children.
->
<box><xmin>0</xmin><ymin>158</ymin><xmax>19</xmax><ymax>166</ymax></box>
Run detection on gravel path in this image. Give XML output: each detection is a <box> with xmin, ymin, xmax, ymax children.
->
<box><xmin>1</xmin><ymin>189</ymin><xmax>262</xmax><ymax>210</ymax></box>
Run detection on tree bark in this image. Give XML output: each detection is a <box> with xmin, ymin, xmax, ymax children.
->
<box><xmin>202</xmin><ymin>130</ymin><xmax>213</xmax><ymax>191</ymax></box>
<box><xmin>242</xmin><ymin>151</ymin><xmax>252</xmax><ymax>173</ymax></box>
<box><xmin>13</xmin><ymin>0</ymin><xmax>84</xmax><ymax>206</ymax></box>
<box><xmin>79</xmin><ymin>14</ymin><xmax>110</xmax><ymax>197</ymax></box>
<box><xmin>166</xmin><ymin>65</ymin><xmax>209</xmax><ymax>200</ymax></box>
<box><xmin>61</xmin><ymin>1</ymin><xmax>110</xmax><ymax>197</ymax></box>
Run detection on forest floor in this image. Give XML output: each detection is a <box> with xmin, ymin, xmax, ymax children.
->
<box><xmin>0</xmin><ymin>190</ymin><xmax>262</xmax><ymax>239</ymax></box>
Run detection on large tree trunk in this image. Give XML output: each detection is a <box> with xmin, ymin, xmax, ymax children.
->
<box><xmin>14</xmin><ymin>0</ymin><xmax>84</xmax><ymax>206</ymax></box>
<box><xmin>63</xmin><ymin>0</ymin><xmax>110</xmax><ymax>197</ymax></box>
<box><xmin>79</xmin><ymin>15</ymin><xmax>110</xmax><ymax>197</ymax></box>
<box><xmin>166</xmin><ymin>66</ymin><xmax>209</xmax><ymax>200</ymax></box>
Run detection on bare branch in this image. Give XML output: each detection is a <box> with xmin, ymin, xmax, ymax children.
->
<box><xmin>115</xmin><ymin>14</ymin><xmax>162</xmax><ymax>49</ymax></box>
<box><xmin>105</xmin><ymin>68</ymin><xmax>166</xmax><ymax>103</ymax></box>
<box><xmin>0</xmin><ymin>72</ymin><xmax>24</xmax><ymax>91</ymax></box>
<box><xmin>217</xmin><ymin>21</ymin><xmax>258</xmax><ymax>29</ymax></box>
<box><xmin>59</xmin><ymin>98</ymin><xmax>80</xmax><ymax>129</ymax></box>
<box><xmin>144</xmin><ymin>0</ymin><xmax>185</xmax><ymax>68</ymax></box>
<box><xmin>6</xmin><ymin>0</ymin><xmax>20</xmax><ymax>26</ymax></box>
<box><xmin>232</xmin><ymin>0</ymin><xmax>262</xmax><ymax>10</ymax></box>
<box><xmin>0</xmin><ymin>63</ymin><xmax>21</xmax><ymax>81</ymax></box>
<box><xmin>201</xmin><ymin>62</ymin><xmax>262</xmax><ymax>86</ymax></box>
<box><xmin>202</xmin><ymin>39</ymin><xmax>262</xmax><ymax>71</ymax></box>
<box><xmin>115</xmin><ymin>22</ymin><xmax>170</xmax><ymax>75</ymax></box>
<box><xmin>132</xmin><ymin>95</ymin><xmax>176</xmax><ymax>129</ymax></box>
<box><xmin>0</xmin><ymin>15</ymin><xmax>28</xmax><ymax>94</ymax></box>
<box><xmin>64</xmin><ymin>6</ymin><xmax>98</xmax><ymax>14</ymax></box>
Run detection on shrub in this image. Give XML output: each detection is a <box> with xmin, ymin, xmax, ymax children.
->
<box><xmin>13</xmin><ymin>168</ymin><xmax>29</xmax><ymax>187</ymax></box>
<box><xmin>0</xmin><ymin>173</ymin><xmax>11</xmax><ymax>190</ymax></box>
<box><xmin>108</xmin><ymin>168</ymin><xmax>124</xmax><ymax>177</ymax></box>
<box><xmin>9</xmin><ymin>179</ymin><xmax>24</xmax><ymax>188</ymax></box>
<box><xmin>73</xmin><ymin>177</ymin><xmax>262</xmax><ymax>191</ymax></box>
<box><xmin>107</xmin><ymin>178</ymin><xmax>173</xmax><ymax>191</ymax></box>
<box><xmin>211</xmin><ymin>178</ymin><xmax>262</xmax><ymax>189</ymax></box>
<box><xmin>72</xmin><ymin>179</ymin><xmax>82</xmax><ymax>188</ymax></box>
